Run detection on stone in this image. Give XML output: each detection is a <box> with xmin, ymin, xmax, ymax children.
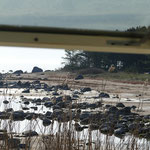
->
<box><xmin>32</xmin><ymin>66</ymin><xmax>43</xmax><ymax>73</ymax></box>
<box><xmin>22</xmin><ymin>89</ymin><xmax>30</xmax><ymax>93</ymax></box>
<box><xmin>75</xmin><ymin>74</ymin><xmax>84</xmax><ymax>80</ymax></box>
<box><xmin>114</xmin><ymin>127</ymin><xmax>126</xmax><ymax>136</ymax></box>
<box><xmin>13</xmin><ymin>70</ymin><xmax>23</xmax><ymax>75</ymax></box>
<box><xmin>43</xmin><ymin>118</ymin><xmax>51</xmax><ymax>126</ymax></box>
<box><xmin>116</xmin><ymin>103</ymin><xmax>125</xmax><ymax>108</ymax></box>
<box><xmin>22</xmin><ymin>130</ymin><xmax>38</xmax><ymax>137</ymax></box>
<box><xmin>81</xmin><ymin>87</ymin><xmax>91</xmax><ymax>92</ymax></box>
<box><xmin>12</xmin><ymin>111</ymin><xmax>25</xmax><ymax>121</ymax></box>
<box><xmin>3</xmin><ymin>100</ymin><xmax>9</xmax><ymax>104</ymax></box>
<box><xmin>99</xmin><ymin>92</ymin><xmax>110</xmax><ymax>98</ymax></box>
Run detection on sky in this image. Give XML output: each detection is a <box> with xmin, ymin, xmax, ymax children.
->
<box><xmin>0</xmin><ymin>0</ymin><xmax>150</xmax><ymax>30</ymax></box>
<box><xmin>0</xmin><ymin>46</ymin><xmax>65</xmax><ymax>73</ymax></box>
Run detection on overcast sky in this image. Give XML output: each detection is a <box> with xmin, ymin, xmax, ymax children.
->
<box><xmin>0</xmin><ymin>46</ymin><xmax>65</xmax><ymax>73</ymax></box>
<box><xmin>0</xmin><ymin>0</ymin><xmax>150</xmax><ymax>30</ymax></box>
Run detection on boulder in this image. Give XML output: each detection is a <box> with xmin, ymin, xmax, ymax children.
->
<box><xmin>80</xmin><ymin>87</ymin><xmax>91</xmax><ymax>92</ymax></box>
<box><xmin>32</xmin><ymin>66</ymin><xmax>43</xmax><ymax>73</ymax></box>
<box><xmin>75</xmin><ymin>74</ymin><xmax>84</xmax><ymax>80</ymax></box>
<box><xmin>13</xmin><ymin>70</ymin><xmax>23</xmax><ymax>75</ymax></box>
<box><xmin>43</xmin><ymin>118</ymin><xmax>51</xmax><ymax>126</ymax></box>
<box><xmin>99</xmin><ymin>92</ymin><xmax>110</xmax><ymax>98</ymax></box>
<box><xmin>22</xmin><ymin>89</ymin><xmax>30</xmax><ymax>93</ymax></box>
<box><xmin>22</xmin><ymin>130</ymin><xmax>38</xmax><ymax>137</ymax></box>
<box><xmin>116</xmin><ymin>103</ymin><xmax>125</xmax><ymax>108</ymax></box>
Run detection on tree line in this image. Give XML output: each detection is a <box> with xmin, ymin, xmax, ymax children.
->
<box><xmin>62</xmin><ymin>26</ymin><xmax>150</xmax><ymax>73</ymax></box>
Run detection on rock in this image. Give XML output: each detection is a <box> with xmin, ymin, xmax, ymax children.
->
<box><xmin>100</xmin><ymin>126</ymin><xmax>113</xmax><ymax>134</ymax></box>
<box><xmin>114</xmin><ymin>127</ymin><xmax>126</xmax><ymax>136</ymax></box>
<box><xmin>0</xmin><ymin>81</ymin><xmax>4</xmax><ymax>87</ymax></box>
<box><xmin>44</xmin><ymin>102</ymin><xmax>53</xmax><ymax>108</ymax></box>
<box><xmin>43</xmin><ymin>118</ymin><xmax>51</xmax><ymax>126</ymax></box>
<box><xmin>80</xmin><ymin>118</ymin><xmax>90</xmax><ymax>125</ymax></box>
<box><xmin>22</xmin><ymin>89</ymin><xmax>30</xmax><ymax>93</ymax></box>
<box><xmin>116</xmin><ymin>103</ymin><xmax>125</xmax><ymax>108</ymax></box>
<box><xmin>3</xmin><ymin>100</ymin><xmax>9</xmax><ymax>104</ymax></box>
<box><xmin>30</xmin><ymin>106</ymin><xmax>38</xmax><ymax>111</ymax></box>
<box><xmin>108</xmin><ymin>106</ymin><xmax>118</xmax><ymax>114</ymax></box>
<box><xmin>32</xmin><ymin>66</ymin><xmax>43</xmax><ymax>73</ymax></box>
<box><xmin>24</xmin><ymin>101</ymin><xmax>30</xmax><ymax>105</ymax></box>
<box><xmin>19</xmin><ymin>144</ymin><xmax>27</xmax><ymax>149</ymax></box>
<box><xmin>13</xmin><ymin>70</ymin><xmax>23</xmax><ymax>75</ymax></box>
<box><xmin>52</xmin><ymin>91</ymin><xmax>59</xmax><ymax>96</ymax></box>
<box><xmin>80</xmin><ymin>112</ymin><xmax>90</xmax><ymax>120</ymax></box>
<box><xmin>75</xmin><ymin>74</ymin><xmax>84</xmax><ymax>80</ymax></box>
<box><xmin>117</xmin><ymin>107</ymin><xmax>131</xmax><ymax>115</ymax></box>
<box><xmin>99</xmin><ymin>92</ymin><xmax>110</xmax><ymax>98</ymax></box>
<box><xmin>52</xmin><ymin>109</ymin><xmax>63</xmax><ymax>117</ymax></box>
<box><xmin>22</xmin><ymin>130</ymin><xmax>38</xmax><ymax>137</ymax></box>
<box><xmin>12</xmin><ymin>111</ymin><xmax>25</xmax><ymax>121</ymax></box>
<box><xmin>22</xmin><ymin>107</ymin><xmax>29</xmax><ymax>110</ymax></box>
<box><xmin>89</xmin><ymin>124</ymin><xmax>99</xmax><ymax>130</ymax></box>
<box><xmin>81</xmin><ymin>88</ymin><xmax>91</xmax><ymax>93</ymax></box>
<box><xmin>42</xmin><ymin>97</ymin><xmax>50</xmax><ymax>101</ymax></box>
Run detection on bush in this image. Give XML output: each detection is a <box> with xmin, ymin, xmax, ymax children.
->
<box><xmin>77</xmin><ymin>68</ymin><xmax>105</xmax><ymax>75</ymax></box>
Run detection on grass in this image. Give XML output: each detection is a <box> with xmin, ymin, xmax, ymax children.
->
<box><xmin>84</xmin><ymin>72</ymin><xmax>150</xmax><ymax>82</ymax></box>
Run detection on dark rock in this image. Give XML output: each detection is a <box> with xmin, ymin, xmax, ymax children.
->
<box><xmin>52</xmin><ymin>109</ymin><xmax>63</xmax><ymax>117</ymax></box>
<box><xmin>117</xmin><ymin>107</ymin><xmax>131</xmax><ymax>115</ymax></box>
<box><xmin>81</xmin><ymin>87</ymin><xmax>91</xmax><ymax>92</ymax></box>
<box><xmin>32</xmin><ymin>66</ymin><xmax>43</xmax><ymax>73</ymax></box>
<box><xmin>45</xmin><ymin>111</ymin><xmax>52</xmax><ymax>119</ymax></box>
<box><xmin>44</xmin><ymin>102</ymin><xmax>53</xmax><ymax>108</ymax></box>
<box><xmin>22</xmin><ymin>107</ymin><xmax>29</xmax><ymax>110</ymax></box>
<box><xmin>12</xmin><ymin>111</ymin><xmax>25</xmax><ymax>121</ymax></box>
<box><xmin>114</xmin><ymin>127</ymin><xmax>126</xmax><ymax>136</ymax></box>
<box><xmin>100</xmin><ymin>126</ymin><xmax>113</xmax><ymax>134</ymax></box>
<box><xmin>24</xmin><ymin>101</ymin><xmax>30</xmax><ymax>105</ymax></box>
<box><xmin>19</xmin><ymin>144</ymin><xmax>27</xmax><ymax>149</ymax></box>
<box><xmin>43</xmin><ymin>118</ymin><xmax>51</xmax><ymax>126</ymax></box>
<box><xmin>22</xmin><ymin>89</ymin><xmax>30</xmax><ymax>93</ymax></box>
<box><xmin>80</xmin><ymin>118</ymin><xmax>90</xmax><ymax>125</ymax></box>
<box><xmin>3</xmin><ymin>100</ymin><xmax>9</xmax><ymax>104</ymax></box>
<box><xmin>22</xmin><ymin>130</ymin><xmax>38</xmax><ymax>137</ymax></box>
<box><xmin>80</xmin><ymin>112</ymin><xmax>90</xmax><ymax>120</ymax></box>
<box><xmin>108</xmin><ymin>106</ymin><xmax>118</xmax><ymax>114</ymax></box>
<box><xmin>42</xmin><ymin>97</ymin><xmax>50</xmax><ymax>101</ymax></box>
<box><xmin>52</xmin><ymin>92</ymin><xmax>59</xmax><ymax>96</ymax></box>
<box><xmin>0</xmin><ymin>81</ymin><xmax>3</xmax><ymax>87</ymax></box>
<box><xmin>116</xmin><ymin>103</ymin><xmax>125</xmax><ymax>108</ymax></box>
<box><xmin>13</xmin><ymin>70</ymin><xmax>23</xmax><ymax>75</ymax></box>
<box><xmin>99</xmin><ymin>92</ymin><xmax>110</xmax><ymax>98</ymax></box>
<box><xmin>89</xmin><ymin>124</ymin><xmax>99</xmax><ymax>130</ymax></box>
<box><xmin>75</xmin><ymin>74</ymin><xmax>84</xmax><ymax>80</ymax></box>
<box><xmin>30</xmin><ymin>106</ymin><xmax>38</xmax><ymax>111</ymax></box>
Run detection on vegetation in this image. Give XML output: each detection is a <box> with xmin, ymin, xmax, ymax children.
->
<box><xmin>62</xmin><ymin>26</ymin><xmax>150</xmax><ymax>74</ymax></box>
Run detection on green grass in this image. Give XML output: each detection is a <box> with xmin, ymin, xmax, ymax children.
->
<box><xmin>84</xmin><ymin>72</ymin><xmax>150</xmax><ymax>82</ymax></box>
